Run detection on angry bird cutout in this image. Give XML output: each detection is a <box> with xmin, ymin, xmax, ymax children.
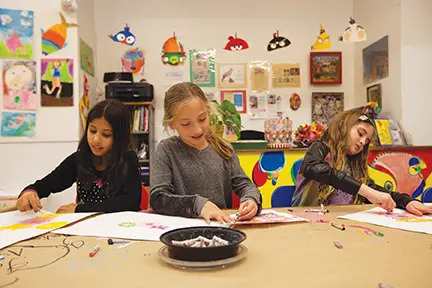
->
<box><xmin>267</xmin><ymin>30</ymin><xmax>291</xmax><ymax>51</ymax></box>
<box><xmin>161</xmin><ymin>33</ymin><xmax>186</xmax><ymax>65</ymax></box>
<box><xmin>311</xmin><ymin>24</ymin><xmax>331</xmax><ymax>50</ymax></box>
<box><xmin>224</xmin><ymin>33</ymin><xmax>249</xmax><ymax>51</ymax></box>
<box><xmin>121</xmin><ymin>47</ymin><xmax>145</xmax><ymax>74</ymax></box>
<box><xmin>339</xmin><ymin>17</ymin><xmax>367</xmax><ymax>43</ymax></box>
<box><xmin>108</xmin><ymin>24</ymin><xmax>136</xmax><ymax>46</ymax></box>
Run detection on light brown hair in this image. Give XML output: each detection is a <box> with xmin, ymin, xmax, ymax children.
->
<box><xmin>317</xmin><ymin>109</ymin><xmax>374</xmax><ymax>204</ymax></box>
<box><xmin>163</xmin><ymin>82</ymin><xmax>234</xmax><ymax>159</ymax></box>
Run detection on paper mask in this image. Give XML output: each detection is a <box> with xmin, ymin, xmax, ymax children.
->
<box><xmin>108</xmin><ymin>24</ymin><xmax>136</xmax><ymax>46</ymax></box>
<box><xmin>161</xmin><ymin>33</ymin><xmax>186</xmax><ymax>65</ymax></box>
<box><xmin>339</xmin><ymin>17</ymin><xmax>367</xmax><ymax>43</ymax></box>
<box><xmin>224</xmin><ymin>33</ymin><xmax>249</xmax><ymax>51</ymax></box>
<box><xmin>121</xmin><ymin>47</ymin><xmax>145</xmax><ymax>74</ymax></box>
<box><xmin>311</xmin><ymin>24</ymin><xmax>331</xmax><ymax>50</ymax></box>
<box><xmin>267</xmin><ymin>30</ymin><xmax>291</xmax><ymax>51</ymax></box>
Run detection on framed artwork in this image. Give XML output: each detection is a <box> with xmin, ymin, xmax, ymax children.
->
<box><xmin>363</xmin><ymin>36</ymin><xmax>388</xmax><ymax>85</ymax></box>
<box><xmin>367</xmin><ymin>83</ymin><xmax>382</xmax><ymax>108</ymax></box>
<box><xmin>220</xmin><ymin>90</ymin><xmax>247</xmax><ymax>113</ymax></box>
<box><xmin>311</xmin><ymin>92</ymin><xmax>344</xmax><ymax>124</ymax></box>
<box><xmin>310</xmin><ymin>51</ymin><xmax>342</xmax><ymax>85</ymax></box>
<box><xmin>217</xmin><ymin>63</ymin><xmax>247</xmax><ymax>88</ymax></box>
<box><xmin>189</xmin><ymin>49</ymin><xmax>215</xmax><ymax>87</ymax></box>
<box><xmin>272</xmin><ymin>63</ymin><xmax>300</xmax><ymax>88</ymax></box>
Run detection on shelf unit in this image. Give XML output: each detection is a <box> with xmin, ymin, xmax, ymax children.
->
<box><xmin>121</xmin><ymin>101</ymin><xmax>155</xmax><ymax>187</ymax></box>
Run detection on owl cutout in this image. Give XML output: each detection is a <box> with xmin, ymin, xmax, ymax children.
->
<box><xmin>339</xmin><ymin>17</ymin><xmax>367</xmax><ymax>43</ymax></box>
<box><xmin>267</xmin><ymin>30</ymin><xmax>291</xmax><ymax>51</ymax></box>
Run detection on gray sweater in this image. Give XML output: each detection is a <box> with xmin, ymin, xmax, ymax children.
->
<box><xmin>150</xmin><ymin>136</ymin><xmax>262</xmax><ymax>218</ymax></box>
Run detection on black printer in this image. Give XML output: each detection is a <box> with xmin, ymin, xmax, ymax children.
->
<box><xmin>104</xmin><ymin>72</ymin><xmax>154</xmax><ymax>102</ymax></box>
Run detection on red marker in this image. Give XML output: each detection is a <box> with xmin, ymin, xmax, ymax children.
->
<box><xmin>89</xmin><ymin>245</ymin><xmax>100</xmax><ymax>257</ymax></box>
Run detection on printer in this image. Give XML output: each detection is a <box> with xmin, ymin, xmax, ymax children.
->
<box><xmin>104</xmin><ymin>72</ymin><xmax>154</xmax><ymax>102</ymax></box>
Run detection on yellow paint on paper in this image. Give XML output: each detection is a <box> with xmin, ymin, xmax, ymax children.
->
<box><xmin>36</xmin><ymin>222</ymin><xmax>69</xmax><ymax>230</ymax></box>
<box><xmin>0</xmin><ymin>223</ymin><xmax>32</xmax><ymax>231</ymax></box>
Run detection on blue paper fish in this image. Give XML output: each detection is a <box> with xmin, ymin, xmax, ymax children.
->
<box><xmin>108</xmin><ymin>24</ymin><xmax>136</xmax><ymax>46</ymax></box>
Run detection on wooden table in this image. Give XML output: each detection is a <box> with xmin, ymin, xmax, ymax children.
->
<box><xmin>1</xmin><ymin>205</ymin><xmax>431</xmax><ymax>288</ymax></box>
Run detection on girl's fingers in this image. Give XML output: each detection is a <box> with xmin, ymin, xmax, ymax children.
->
<box><xmin>408</xmin><ymin>204</ymin><xmax>423</xmax><ymax>216</ymax></box>
<box><xmin>222</xmin><ymin>214</ymin><xmax>232</xmax><ymax>223</ymax></box>
<box><xmin>29</xmin><ymin>195</ymin><xmax>39</xmax><ymax>212</ymax></box>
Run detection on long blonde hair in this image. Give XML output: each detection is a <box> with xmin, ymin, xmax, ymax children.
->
<box><xmin>163</xmin><ymin>82</ymin><xmax>234</xmax><ymax>159</ymax></box>
<box><xmin>317</xmin><ymin>109</ymin><xmax>373</xmax><ymax>204</ymax></box>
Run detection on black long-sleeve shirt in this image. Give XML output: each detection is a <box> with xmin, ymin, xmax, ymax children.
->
<box><xmin>292</xmin><ymin>140</ymin><xmax>413</xmax><ymax>208</ymax></box>
<box><xmin>21</xmin><ymin>151</ymin><xmax>141</xmax><ymax>212</ymax></box>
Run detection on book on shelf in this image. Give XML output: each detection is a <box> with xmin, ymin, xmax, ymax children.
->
<box><xmin>132</xmin><ymin>106</ymin><xmax>149</xmax><ymax>133</ymax></box>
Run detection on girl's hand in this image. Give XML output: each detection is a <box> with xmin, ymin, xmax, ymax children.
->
<box><xmin>238</xmin><ymin>199</ymin><xmax>258</xmax><ymax>221</ymax></box>
<box><xmin>406</xmin><ymin>201</ymin><xmax>432</xmax><ymax>216</ymax></box>
<box><xmin>200</xmin><ymin>201</ymin><xmax>231</xmax><ymax>224</ymax></box>
<box><xmin>359</xmin><ymin>184</ymin><xmax>396</xmax><ymax>212</ymax></box>
<box><xmin>56</xmin><ymin>203</ymin><xmax>78</xmax><ymax>213</ymax></box>
<box><xmin>16</xmin><ymin>190</ymin><xmax>42</xmax><ymax>212</ymax></box>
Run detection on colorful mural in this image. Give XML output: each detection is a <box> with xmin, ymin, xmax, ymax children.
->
<box><xmin>234</xmin><ymin>148</ymin><xmax>432</xmax><ymax>208</ymax></box>
<box><xmin>368</xmin><ymin>150</ymin><xmax>432</xmax><ymax>203</ymax></box>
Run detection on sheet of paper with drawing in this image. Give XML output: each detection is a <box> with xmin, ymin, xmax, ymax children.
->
<box><xmin>338</xmin><ymin>207</ymin><xmax>432</xmax><ymax>234</ymax></box>
<box><xmin>0</xmin><ymin>210</ymin><xmax>95</xmax><ymax>249</ymax></box>
<box><xmin>231</xmin><ymin>209</ymin><xmax>308</xmax><ymax>225</ymax></box>
<box><xmin>54</xmin><ymin>212</ymin><xmax>226</xmax><ymax>241</ymax></box>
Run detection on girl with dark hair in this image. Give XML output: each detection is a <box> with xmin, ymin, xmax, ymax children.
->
<box><xmin>16</xmin><ymin>99</ymin><xmax>141</xmax><ymax>213</ymax></box>
<box><xmin>292</xmin><ymin>107</ymin><xmax>432</xmax><ymax>215</ymax></box>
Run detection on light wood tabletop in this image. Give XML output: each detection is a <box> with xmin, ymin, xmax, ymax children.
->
<box><xmin>0</xmin><ymin>204</ymin><xmax>431</xmax><ymax>288</ymax></box>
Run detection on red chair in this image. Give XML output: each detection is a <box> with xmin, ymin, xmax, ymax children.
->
<box><xmin>140</xmin><ymin>186</ymin><xmax>149</xmax><ymax>210</ymax></box>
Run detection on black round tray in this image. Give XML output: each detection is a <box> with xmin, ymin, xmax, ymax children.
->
<box><xmin>160</xmin><ymin>226</ymin><xmax>246</xmax><ymax>262</ymax></box>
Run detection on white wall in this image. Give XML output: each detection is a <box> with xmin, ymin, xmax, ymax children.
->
<box><xmin>0</xmin><ymin>0</ymin><xmax>81</xmax><ymax>211</ymax></box>
<box><xmin>353</xmin><ymin>0</ymin><xmax>402</xmax><ymax>120</ymax></box>
<box><xmin>400</xmin><ymin>0</ymin><xmax>432</xmax><ymax>145</ymax></box>
<box><xmin>94</xmin><ymin>0</ymin><xmax>355</xmax><ymax>143</ymax></box>
<box><xmin>77</xmin><ymin>0</ymin><xmax>97</xmax><ymax>107</ymax></box>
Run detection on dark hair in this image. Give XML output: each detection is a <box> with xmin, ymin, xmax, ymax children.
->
<box><xmin>77</xmin><ymin>99</ymin><xmax>131</xmax><ymax>196</ymax></box>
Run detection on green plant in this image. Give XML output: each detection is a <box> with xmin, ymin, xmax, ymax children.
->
<box><xmin>209</xmin><ymin>100</ymin><xmax>242</xmax><ymax>138</ymax></box>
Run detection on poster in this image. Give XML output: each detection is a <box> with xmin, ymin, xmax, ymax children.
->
<box><xmin>272</xmin><ymin>63</ymin><xmax>300</xmax><ymax>88</ymax></box>
<box><xmin>1</xmin><ymin>111</ymin><xmax>36</xmax><ymax>137</ymax></box>
<box><xmin>250</xmin><ymin>61</ymin><xmax>269</xmax><ymax>92</ymax></box>
<box><xmin>79</xmin><ymin>38</ymin><xmax>94</xmax><ymax>76</ymax></box>
<box><xmin>41</xmin><ymin>59</ymin><xmax>74</xmax><ymax>107</ymax></box>
<box><xmin>0</xmin><ymin>8</ymin><xmax>33</xmax><ymax>59</ymax></box>
<box><xmin>220</xmin><ymin>90</ymin><xmax>246</xmax><ymax>113</ymax></box>
<box><xmin>217</xmin><ymin>63</ymin><xmax>247</xmax><ymax>88</ymax></box>
<box><xmin>311</xmin><ymin>92</ymin><xmax>344</xmax><ymax>124</ymax></box>
<box><xmin>2</xmin><ymin>60</ymin><xmax>36</xmax><ymax>110</ymax></box>
<box><xmin>189</xmin><ymin>49</ymin><xmax>215</xmax><ymax>87</ymax></box>
<box><xmin>249</xmin><ymin>92</ymin><xmax>268</xmax><ymax>119</ymax></box>
<box><xmin>363</xmin><ymin>36</ymin><xmax>389</xmax><ymax>85</ymax></box>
